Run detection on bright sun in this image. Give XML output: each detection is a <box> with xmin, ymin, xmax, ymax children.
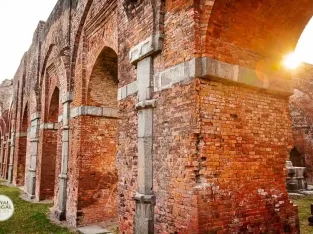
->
<box><xmin>283</xmin><ymin>52</ymin><xmax>302</xmax><ymax>70</ymax></box>
<box><xmin>282</xmin><ymin>16</ymin><xmax>313</xmax><ymax>70</ymax></box>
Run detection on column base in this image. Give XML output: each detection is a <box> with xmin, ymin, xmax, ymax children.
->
<box><xmin>24</xmin><ymin>190</ymin><xmax>35</xmax><ymax>200</ymax></box>
<box><xmin>8</xmin><ymin>165</ymin><xmax>13</xmax><ymax>184</ymax></box>
<box><xmin>54</xmin><ymin>209</ymin><xmax>66</xmax><ymax>221</ymax></box>
<box><xmin>134</xmin><ymin>193</ymin><xmax>155</xmax><ymax>234</ymax></box>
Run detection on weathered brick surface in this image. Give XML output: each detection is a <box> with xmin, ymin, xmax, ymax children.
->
<box><xmin>196</xmin><ymin>78</ymin><xmax>299</xmax><ymax>233</ymax></box>
<box><xmin>77</xmin><ymin>116</ymin><xmax>117</xmax><ymax>225</ymax></box>
<box><xmin>0</xmin><ymin>0</ymin><xmax>307</xmax><ymax>233</ymax></box>
<box><xmin>201</xmin><ymin>1</ymin><xmax>313</xmax><ymax>69</ymax></box>
<box><xmin>14</xmin><ymin>104</ymin><xmax>29</xmax><ymax>186</ymax></box>
<box><xmin>116</xmin><ymin>95</ymin><xmax>138</xmax><ymax>233</ymax></box>
<box><xmin>290</xmin><ymin>64</ymin><xmax>313</xmax><ymax>183</ymax></box>
<box><xmin>153</xmin><ymin>80</ymin><xmax>200</xmax><ymax>233</ymax></box>
<box><xmin>0</xmin><ymin>79</ymin><xmax>13</xmax><ymax>179</ymax></box>
<box><xmin>37</xmin><ymin>129</ymin><xmax>58</xmax><ymax>200</ymax></box>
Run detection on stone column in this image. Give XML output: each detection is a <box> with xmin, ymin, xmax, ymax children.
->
<box><xmin>26</xmin><ymin>112</ymin><xmax>40</xmax><ymax>199</ymax></box>
<box><xmin>134</xmin><ymin>57</ymin><xmax>156</xmax><ymax>233</ymax></box>
<box><xmin>0</xmin><ymin>137</ymin><xmax>3</xmax><ymax>178</ymax></box>
<box><xmin>55</xmin><ymin>92</ymin><xmax>72</xmax><ymax>221</ymax></box>
<box><xmin>8</xmin><ymin>130</ymin><xmax>15</xmax><ymax>184</ymax></box>
<box><xmin>3</xmin><ymin>136</ymin><xmax>9</xmax><ymax>179</ymax></box>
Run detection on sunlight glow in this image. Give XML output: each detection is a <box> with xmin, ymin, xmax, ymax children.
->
<box><xmin>283</xmin><ymin>52</ymin><xmax>302</xmax><ymax>70</ymax></box>
<box><xmin>283</xmin><ymin>17</ymin><xmax>313</xmax><ymax>69</ymax></box>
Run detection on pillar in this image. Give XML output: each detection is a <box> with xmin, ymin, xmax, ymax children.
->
<box><xmin>25</xmin><ymin>112</ymin><xmax>40</xmax><ymax>199</ymax></box>
<box><xmin>55</xmin><ymin>92</ymin><xmax>72</xmax><ymax>220</ymax></box>
<box><xmin>133</xmin><ymin>58</ymin><xmax>156</xmax><ymax>233</ymax></box>
<box><xmin>8</xmin><ymin>130</ymin><xmax>15</xmax><ymax>183</ymax></box>
<box><xmin>0</xmin><ymin>137</ymin><xmax>3</xmax><ymax>178</ymax></box>
<box><xmin>2</xmin><ymin>136</ymin><xmax>9</xmax><ymax>179</ymax></box>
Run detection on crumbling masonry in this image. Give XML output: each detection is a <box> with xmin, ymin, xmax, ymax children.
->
<box><xmin>2</xmin><ymin>0</ymin><xmax>313</xmax><ymax>233</ymax></box>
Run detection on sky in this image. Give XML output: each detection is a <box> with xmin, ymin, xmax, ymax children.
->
<box><xmin>0</xmin><ymin>2</ymin><xmax>312</xmax><ymax>80</ymax></box>
<box><xmin>0</xmin><ymin>0</ymin><xmax>57</xmax><ymax>81</ymax></box>
<box><xmin>295</xmin><ymin>17</ymin><xmax>313</xmax><ymax>65</ymax></box>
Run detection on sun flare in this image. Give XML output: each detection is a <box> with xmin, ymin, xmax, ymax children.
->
<box><xmin>283</xmin><ymin>52</ymin><xmax>302</xmax><ymax>70</ymax></box>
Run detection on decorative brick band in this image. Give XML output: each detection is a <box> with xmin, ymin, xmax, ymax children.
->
<box><xmin>70</xmin><ymin>106</ymin><xmax>118</xmax><ymax>118</ymax></box>
<box><xmin>40</xmin><ymin>123</ymin><xmax>58</xmax><ymax>130</ymax></box>
<box><xmin>154</xmin><ymin>57</ymin><xmax>293</xmax><ymax>95</ymax></box>
<box><xmin>129</xmin><ymin>34</ymin><xmax>164</xmax><ymax>64</ymax></box>
<box><xmin>117</xmin><ymin>81</ymin><xmax>138</xmax><ymax>101</ymax></box>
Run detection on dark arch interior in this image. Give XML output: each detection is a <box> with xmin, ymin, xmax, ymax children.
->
<box><xmin>48</xmin><ymin>87</ymin><xmax>60</xmax><ymax>122</ymax></box>
<box><xmin>290</xmin><ymin>147</ymin><xmax>305</xmax><ymax>167</ymax></box>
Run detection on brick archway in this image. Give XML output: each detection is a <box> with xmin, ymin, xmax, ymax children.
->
<box><xmin>203</xmin><ymin>0</ymin><xmax>313</xmax><ymax>70</ymax></box>
<box><xmin>70</xmin><ymin>46</ymin><xmax>119</xmax><ymax>225</ymax></box>
<box><xmin>37</xmin><ymin>87</ymin><xmax>60</xmax><ymax>200</ymax></box>
<box><xmin>14</xmin><ymin>103</ymin><xmax>28</xmax><ymax>186</ymax></box>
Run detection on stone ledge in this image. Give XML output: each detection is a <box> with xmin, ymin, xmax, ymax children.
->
<box><xmin>61</xmin><ymin>92</ymin><xmax>73</xmax><ymax>104</ymax></box>
<box><xmin>40</xmin><ymin>123</ymin><xmax>58</xmax><ymax>130</ymax></box>
<box><xmin>133</xmin><ymin>193</ymin><xmax>156</xmax><ymax>205</ymax></box>
<box><xmin>70</xmin><ymin>106</ymin><xmax>118</xmax><ymax>118</ymax></box>
<box><xmin>16</xmin><ymin>132</ymin><xmax>27</xmax><ymax>138</ymax></box>
<box><xmin>129</xmin><ymin>34</ymin><xmax>164</xmax><ymax>64</ymax></box>
<box><xmin>201</xmin><ymin>57</ymin><xmax>292</xmax><ymax>95</ymax></box>
<box><xmin>154</xmin><ymin>58</ymin><xmax>200</xmax><ymax>92</ymax></box>
<box><xmin>135</xmin><ymin>100</ymin><xmax>157</xmax><ymax>110</ymax></box>
<box><xmin>117</xmin><ymin>81</ymin><xmax>138</xmax><ymax>101</ymax></box>
<box><xmin>31</xmin><ymin>112</ymin><xmax>40</xmax><ymax>121</ymax></box>
<box><xmin>77</xmin><ymin>225</ymin><xmax>112</xmax><ymax>234</ymax></box>
<box><xmin>154</xmin><ymin>57</ymin><xmax>293</xmax><ymax>95</ymax></box>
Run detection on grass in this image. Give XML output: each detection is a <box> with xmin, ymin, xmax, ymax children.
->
<box><xmin>0</xmin><ymin>181</ymin><xmax>73</xmax><ymax>234</ymax></box>
<box><xmin>293</xmin><ymin>197</ymin><xmax>313</xmax><ymax>234</ymax></box>
<box><xmin>1</xmin><ymin>180</ymin><xmax>312</xmax><ymax>234</ymax></box>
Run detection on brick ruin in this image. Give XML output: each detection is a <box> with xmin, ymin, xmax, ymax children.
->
<box><xmin>1</xmin><ymin>0</ymin><xmax>313</xmax><ymax>233</ymax></box>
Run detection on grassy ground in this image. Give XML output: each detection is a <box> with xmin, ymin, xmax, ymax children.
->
<box><xmin>0</xmin><ymin>181</ymin><xmax>73</xmax><ymax>234</ymax></box>
<box><xmin>1</xmin><ymin>180</ymin><xmax>312</xmax><ymax>234</ymax></box>
<box><xmin>293</xmin><ymin>197</ymin><xmax>313</xmax><ymax>234</ymax></box>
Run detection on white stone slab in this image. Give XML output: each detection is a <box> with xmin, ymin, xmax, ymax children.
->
<box><xmin>77</xmin><ymin>225</ymin><xmax>112</xmax><ymax>234</ymax></box>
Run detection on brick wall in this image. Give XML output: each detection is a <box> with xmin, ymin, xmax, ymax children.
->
<box><xmin>203</xmin><ymin>1</ymin><xmax>313</xmax><ymax>70</ymax></box>
<box><xmin>3</xmin><ymin>0</ymin><xmax>310</xmax><ymax>232</ymax></box>
<box><xmin>153</xmin><ymin>80</ymin><xmax>200</xmax><ymax>233</ymax></box>
<box><xmin>290</xmin><ymin>64</ymin><xmax>313</xmax><ymax>183</ymax></box>
<box><xmin>76</xmin><ymin>116</ymin><xmax>118</xmax><ymax>225</ymax></box>
<box><xmin>196</xmin><ymin>78</ymin><xmax>299</xmax><ymax>233</ymax></box>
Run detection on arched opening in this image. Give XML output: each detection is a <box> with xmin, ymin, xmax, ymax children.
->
<box><xmin>39</xmin><ymin>87</ymin><xmax>59</xmax><ymax>200</ymax></box>
<box><xmin>290</xmin><ymin>147</ymin><xmax>305</xmax><ymax>167</ymax></box>
<box><xmin>204</xmin><ymin>1</ymin><xmax>313</xmax><ymax>72</ymax></box>
<box><xmin>77</xmin><ymin>46</ymin><xmax>118</xmax><ymax>225</ymax></box>
<box><xmin>16</xmin><ymin>103</ymin><xmax>28</xmax><ymax>186</ymax></box>
<box><xmin>87</xmin><ymin>47</ymin><xmax>118</xmax><ymax>107</ymax></box>
<box><xmin>190</xmin><ymin>1</ymin><xmax>313</xmax><ymax>232</ymax></box>
<box><xmin>3</xmin><ymin>118</ymin><xmax>10</xmax><ymax>180</ymax></box>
